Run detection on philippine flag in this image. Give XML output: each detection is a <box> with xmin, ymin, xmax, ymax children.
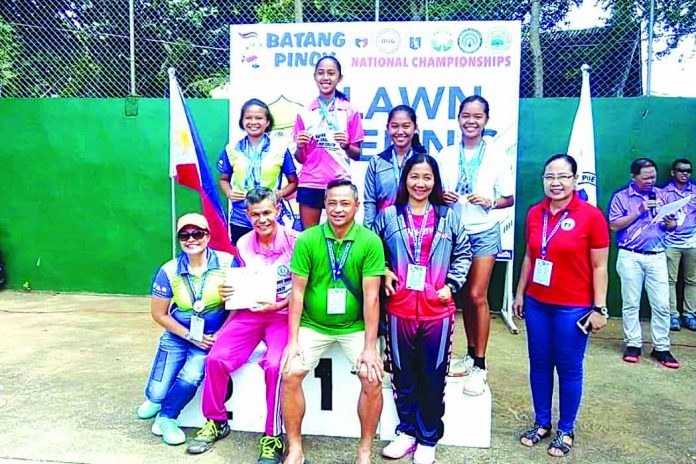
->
<box><xmin>168</xmin><ymin>69</ymin><xmax>235</xmax><ymax>255</ymax></box>
<box><xmin>567</xmin><ymin>64</ymin><xmax>597</xmax><ymax>206</ymax></box>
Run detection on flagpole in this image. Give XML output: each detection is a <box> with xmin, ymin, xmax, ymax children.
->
<box><xmin>171</xmin><ymin>177</ymin><xmax>177</xmax><ymax>260</ymax></box>
<box><xmin>169</xmin><ymin>67</ymin><xmax>177</xmax><ymax>260</ymax></box>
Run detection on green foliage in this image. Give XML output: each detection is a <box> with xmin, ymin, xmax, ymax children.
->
<box><xmin>0</xmin><ymin>17</ymin><xmax>19</xmax><ymax>93</ymax></box>
<box><xmin>258</xmin><ymin>0</ymin><xmax>295</xmax><ymax>23</ymax></box>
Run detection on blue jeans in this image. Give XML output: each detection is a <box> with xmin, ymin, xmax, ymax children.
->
<box><xmin>144</xmin><ymin>331</ymin><xmax>208</xmax><ymax>419</ymax></box>
<box><xmin>524</xmin><ymin>296</ymin><xmax>589</xmax><ymax>434</ymax></box>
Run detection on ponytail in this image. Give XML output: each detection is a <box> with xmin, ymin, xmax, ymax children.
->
<box><xmin>411</xmin><ymin>133</ymin><xmax>427</xmax><ymax>155</ymax></box>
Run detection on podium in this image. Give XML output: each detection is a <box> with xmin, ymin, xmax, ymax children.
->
<box><xmin>178</xmin><ymin>343</ymin><xmax>491</xmax><ymax>448</ymax></box>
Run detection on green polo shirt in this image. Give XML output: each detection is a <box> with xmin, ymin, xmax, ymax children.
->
<box><xmin>290</xmin><ymin>222</ymin><xmax>385</xmax><ymax>335</ymax></box>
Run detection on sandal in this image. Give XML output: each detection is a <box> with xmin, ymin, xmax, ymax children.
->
<box><xmin>548</xmin><ymin>430</ymin><xmax>574</xmax><ymax>457</ymax></box>
<box><xmin>520</xmin><ymin>423</ymin><xmax>552</xmax><ymax>447</ymax></box>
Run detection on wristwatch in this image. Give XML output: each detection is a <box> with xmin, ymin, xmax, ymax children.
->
<box><xmin>592</xmin><ymin>305</ymin><xmax>609</xmax><ymax>318</ymax></box>
<box><xmin>489</xmin><ymin>198</ymin><xmax>497</xmax><ymax>210</ymax></box>
<box><xmin>446</xmin><ymin>283</ymin><xmax>457</xmax><ymax>294</ymax></box>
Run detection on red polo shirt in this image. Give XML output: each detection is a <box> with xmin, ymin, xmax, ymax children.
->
<box><xmin>525</xmin><ymin>192</ymin><xmax>609</xmax><ymax>307</ymax></box>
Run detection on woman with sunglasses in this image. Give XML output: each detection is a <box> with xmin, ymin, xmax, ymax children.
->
<box><xmin>136</xmin><ymin>213</ymin><xmax>239</xmax><ymax>446</ymax></box>
<box><xmin>373</xmin><ymin>154</ymin><xmax>472</xmax><ymax>464</ymax></box>
<box><xmin>513</xmin><ymin>154</ymin><xmax>609</xmax><ymax>457</ymax></box>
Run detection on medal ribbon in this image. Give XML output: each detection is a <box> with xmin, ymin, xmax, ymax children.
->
<box><xmin>456</xmin><ymin>140</ymin><xmax>486</xmax><ymax>195</ymax></box>
<box><xmin>405</xmin><ymin>203</ymin><xmax>432</xmax><ymax>265</ymax></box>
<box><xmin>541</xmin><ymin>211</ymin><xmax>569</xmax><ymax>258</ymax></box>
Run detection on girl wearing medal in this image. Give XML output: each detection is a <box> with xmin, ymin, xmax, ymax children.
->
<box><xmin>513</xmin><ymin>154</ymin><xmax>609</xmax><ymax>457</ymax></box>
<box><xmin>294</xmin><ymin>56</ymin><xmax>365</xmax><ymax>228</ymax></box>
<box><xmin>363</xmin><ymin>105</ymin><xmax>427</xmax><ymax>229</ymax></box>
<box><xmin>217</xmin><ymin>99</ymin><xmax>298</xmax><ymax>244</ymax></box>
<box><xmin>436</xmin><ymin>95</ymin><xmax>515</xmax><ymax>396</ymax></box>
<box><xmin>136</xmin><ymin>213</ymin><xmax>239</xmax><ymax>446</ymax></box>
<box><xmin>372</xmin><ymin>154</ymin><xmax>472</xmax><ymax>464</ymax></box>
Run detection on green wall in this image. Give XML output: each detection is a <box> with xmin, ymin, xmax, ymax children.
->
<box><xmin>1</xmin><ymin>97</ymin><xmax>695</xmax><ymax>315</ymax></box>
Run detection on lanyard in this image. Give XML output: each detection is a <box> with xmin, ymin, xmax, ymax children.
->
<box><xmin>456</xmin><ymin>140</ymin><xmax>486</xmax><ymax>195</ymax></box>
<box><xmin>318</xmin><ymin>97</ymin><xmax>339</xmax><ymax>131</ymax></box>
<box><xmin>405</xmin><ymin>203</ymin><xmax>432</xmax><ymax>265</ymax></box>
<box><xmin>541</xmin><ymin>210</ymin><xmax>569</xmax><ymax>258</ymax></box>
<box><xmin>323</xmin><ymin>226</ymin><xmax>353</xmax><ymax>281</ymax></box>
<box><xmin>183</xmin><ymin>272</ymin><xmax>208</xmax><ymax>313</ymax></box>
<box><xmin>391</xmin><ymin>147</ymin><xmax>412</xmax><ymax>186</ymax></box>
<box><xmin>240</xmin><ymin>135</ymin><xmax>269</xmax><ymax>191</ymax></box>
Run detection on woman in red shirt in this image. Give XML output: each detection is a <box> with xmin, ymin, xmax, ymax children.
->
<box><xmin>513</xmin><ymin>154</ymin><xmax>609</xmax><ymax>457</ymax></box>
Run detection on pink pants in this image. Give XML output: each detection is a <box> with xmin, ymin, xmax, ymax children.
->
<box><xmin>201</xmin><ymin>309</ymin><xmax>288</xmax><ymax>436</ymax></box>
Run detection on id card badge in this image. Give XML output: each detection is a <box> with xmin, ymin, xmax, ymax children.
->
<box><xmin>406</xmin><ymin>264</ymin><xmax>427</xmax><ymax>291</ymax></box>
<box><xmin>532</xmin><ymin>259</ymin><xmax>553</xmax><ymax>287</ymax></box>
<box><xmin>327</xmin><ymin>288</ymin><xmax>347</xmax><ymax>315</ymax></box>
<box><xmin>189</xmin><ymin>315</ymin><xmax>205</xmax><ymax>342</ymax></box>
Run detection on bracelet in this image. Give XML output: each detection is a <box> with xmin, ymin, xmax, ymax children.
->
<box><xmin>490</xmin><ymin>198</ymin><xmax>497</xmax><ymax>210</ymax></box>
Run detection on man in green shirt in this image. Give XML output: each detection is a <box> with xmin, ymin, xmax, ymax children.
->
<box><xmin>282</xmin><ymin>179</ymin><xmax>386</xmax><ymax>464</ymax></box>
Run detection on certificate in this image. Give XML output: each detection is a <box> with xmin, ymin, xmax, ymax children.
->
<box><xmin>224</xmin><ymin>266</ymin><xmax>277</xmax><ymax>310</ymax></box>
<box><xmin>651</xmin><ymin>195</ymin><xmax>692</xmax><ymax>223</ymax></box>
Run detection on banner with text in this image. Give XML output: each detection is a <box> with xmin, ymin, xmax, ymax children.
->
<box><xmin>229</xmin><ymin>22</ymin><xmax>520</xmax><ymax>260</ymax></box>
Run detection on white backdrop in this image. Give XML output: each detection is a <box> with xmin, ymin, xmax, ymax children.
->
<box><xmin>228</xmin><ymin>21</ymin><xmax>520</xmax><ymax>260</ymax></box>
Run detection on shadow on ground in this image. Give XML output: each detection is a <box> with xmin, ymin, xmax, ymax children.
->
<box><xmin>0</xmin><ymin>292</ymin><xmax>694</xmax><ymax>464</ymax></box>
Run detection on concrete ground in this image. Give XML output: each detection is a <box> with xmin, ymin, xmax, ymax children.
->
<box><xmin>0</xmin><ymin>291</ymin><xmax>694</xmax><ymax>464</ymax></box>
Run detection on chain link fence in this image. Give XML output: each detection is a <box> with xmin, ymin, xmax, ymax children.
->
<box><xmin>0</xmin><ymin>0</ymin><xmax>692</xmax><ymax>98</ymax></box>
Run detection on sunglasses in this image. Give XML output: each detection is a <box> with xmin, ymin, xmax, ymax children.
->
<box><xmin>676</xmin><ymin>168</ymin><xmax>692</xmax><ymax>174</ymax></box>
<box><xmin>177</xmin><ymin>229</ymin><xmax>208</xmax><ymax>241</ymax></box>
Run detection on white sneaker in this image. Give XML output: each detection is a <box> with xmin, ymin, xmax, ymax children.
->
<box><xmin>447</xmin><ymin>355</ymin><xmax>474</xmax><ymax>377</ymax></box>
<box><xmin>462</xmin><ymin>366</ymin><xmax>488</xmax><ymax>396</ymax></box>
<box><xmin>413</xmin><ymin>443</ymin><xmax>436</xmax><ymax>464</ymax></box>
<box><xmin>381</xmin><ymin>432</ymin><xmax>416</xmax><ymax>459</ymax></box>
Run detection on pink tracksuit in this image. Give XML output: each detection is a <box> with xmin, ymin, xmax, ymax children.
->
<box><xmin>201</xmin><ymin>226</ymin><xmax>297</xmax><ymax>436</ymax></box>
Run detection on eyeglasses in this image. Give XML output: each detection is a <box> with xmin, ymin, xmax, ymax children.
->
<box><xmin>177</xmin><ymin>229</ymin><xmax>208</xmax><ymax>241</ymax></box>
<box><xmin>542</xmin><ymin>174</ymin><xmax>575</xmax><ymax>182</ymax></box>
<box><xmin>676</xmin><ymin>168</ymin><xmax>692</xmax><ymax>174</ymax></box>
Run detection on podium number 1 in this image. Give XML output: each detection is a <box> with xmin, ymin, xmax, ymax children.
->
<box><xmin>314</xmin><ymin>358</ymin><xmax>332</xmax><ymax>410</ymax></box>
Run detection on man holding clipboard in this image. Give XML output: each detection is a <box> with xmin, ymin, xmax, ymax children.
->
<box><xmin>187</xmin><ymin>188</ymin><xmax>298</xmax><ymax>464</ymax></box>
<box><xmin>281</xmin><ymin>179</ymin><xmax>386</xmax><ymax>464</ymax></box>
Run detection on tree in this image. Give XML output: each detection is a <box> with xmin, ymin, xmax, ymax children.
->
<box><xmin>0</xmin><ymin>16</ymin><xmax>19</xmax><ymax>97</ymax></box>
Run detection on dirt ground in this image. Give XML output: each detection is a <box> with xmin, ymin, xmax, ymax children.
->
<box><xmin>0</xmin><ymin>291</ymin><xmax>694</xmax><ymax>464</ymax></box>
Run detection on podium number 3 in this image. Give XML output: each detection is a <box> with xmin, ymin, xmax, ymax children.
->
<box><xmin>314</xmin><ymin>358</ymin><xmax>332</xmax><ymax>410</ymax></box>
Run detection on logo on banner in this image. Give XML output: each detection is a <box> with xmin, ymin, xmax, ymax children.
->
<box><xmin>485</xmin><ymin>28</ymin><xmax>512</xmax><ymax>52</ymax></box>
<box><xmin>458</xmin><ymin>28</ymin><xmax>482</xmax><ymax>54</ymax></box>
<box><xmin>376</xmin><ymin>29</ymin><xmax>401</xmax><ymax>54</ymax></box>
<box><xmin>355</xmin><ymin>37</ymin><xmax>368</xmax><ymax>48</ymax></box>
<box><xmin>430</xmin><ymin>31</ymin><xmax>453</xmax><ymax>52</ymax></box>
<box><xmin>239</xmin><ymin>31</ymin><xmax>262</xmax><ymax>68</ymax></box>
<box><xmin>409</xmin><ymin>36</ymin><xmax>422</xmax><ymax>50</ymax></box>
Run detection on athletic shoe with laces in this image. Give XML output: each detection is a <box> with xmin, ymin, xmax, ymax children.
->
<box><xmin>186</xmin><ymin>419</ymin><xmax>231</xmax><ymax>454</ymax></box>
<box><xmin>670</xmin><ymin>317</ymin><xmax>682</xmax><ymax>331</ymax></box>
<box><xmin>151</xmin><ymin>415</ymin><xmax>186</xmax><ymax>445</ymax></box>
<box><xmin>381</xmin><ymin>432</ymin><xmax>416</xmax><ymax>459</ymax></box>
<box><xmin>136</xmin><ymin>399</ymin><xmax>161</xmax><ymax>419</ymax></box>
<box><xmin>257</xmin><ymin>434</ymin><xmax>284</xmax><ymax>464</ymax></box>
<box><xmin>413</xmin><ymin>443</ymin><xmax>436</xmax><ymax>464</ymax></box>
<box><xmin>462</xmin><ymin>366</ymin><xmax>488</xmax><ymax>396</ymax></box>
<box><xmin>447</xmin><ymin>355</ymin><xmax>474</xmax><ymax>377</ymax></box>
<box><xmin>682</xmin><ymin>315</ymin><xmax>696</xmax><ymax>331</ymax></box>
<box><xmin>650</xmin><ymin>349</ymin><xmax>680</xmax><ymax>369</ymax></box>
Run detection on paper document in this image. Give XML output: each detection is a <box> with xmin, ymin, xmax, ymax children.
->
<box><xmin>651</xmin><ymin>195</ymin><xmax>692</xmax><ymax>223</ymax></box>
<box><xmin>225</xmin><ymin>266</ymin><xmax>277</xmax><ymax>310</ymax></box>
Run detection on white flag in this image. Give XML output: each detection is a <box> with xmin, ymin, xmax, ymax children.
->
<box><xmin>567</xmin><ymin>64</ymin><xmax>597</xmax><ymax>205</ymax></box>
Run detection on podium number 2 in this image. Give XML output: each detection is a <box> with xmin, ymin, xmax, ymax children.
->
<box><xmin>314</xmin><ymin>358</ymin><xmax>332</xmax><ymax>410</ymax></box>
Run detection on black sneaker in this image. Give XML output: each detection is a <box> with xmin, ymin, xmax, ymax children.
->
<box><xmin>257</xmin><ymin>434</ymin><xmax>284</xmax><ymax>464</ymax></box>
<box><xmin>186</xmin><ymin>420</ymin><xmax>231</xmax><ymax>454</ymax></box>
<box><xmin>622</xmin><ymin>346</ymin><xmax>641</xmax><ymax>363</ymax></box>
<box><xmin>650</xmin><ymin>349</ymin><xmax>680</xmax><ymax>369</ymax></box>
